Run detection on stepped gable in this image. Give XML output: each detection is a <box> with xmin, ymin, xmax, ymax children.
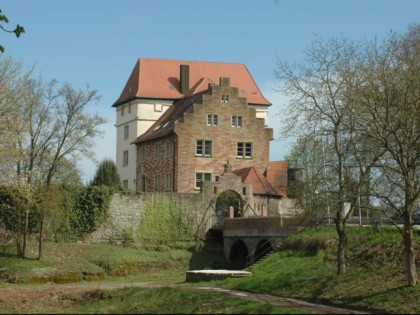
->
<box><xmin>233</xmin><ymin>166</ymin><xmax>282</xmax><ymax>197</ymax></box>
<box><xmin>113</xmin><ymin>58</ymin><xmax>271</xmax><ymax>107</ymax></box>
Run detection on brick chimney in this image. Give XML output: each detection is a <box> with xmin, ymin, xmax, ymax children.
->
<box><xmin>180</xmin><ymin>64</ymin><xmax>190</xmax><ymax>94</ymax></box>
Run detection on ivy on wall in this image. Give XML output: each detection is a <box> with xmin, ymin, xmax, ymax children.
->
<box><xmin>70</xmin><ymin>186</ymin><xmax>114</xmax><ymax>238</ymax></box>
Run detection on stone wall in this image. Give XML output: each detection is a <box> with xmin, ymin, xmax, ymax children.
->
<box><xmin>86</xmin><ymin>174</ymin><xmax>304</xmax><ymax>244</ymax></box>
<box><xmin>86</xmin><ymin>191</ymin><xmax>213</xmax><ymax>244</ymax></box>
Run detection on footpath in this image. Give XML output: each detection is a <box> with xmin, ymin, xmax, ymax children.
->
<box><xmin>0</xmin><ymin>280</ymin><xmax>375</xmax><ymax>314</ymax></box>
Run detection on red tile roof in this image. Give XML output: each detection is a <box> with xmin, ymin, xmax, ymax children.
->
<box><xmin>233</xmin><ymin>166</ymin><xmax>282</xmax><ymax>197</ymax></box>
<box><xmin>113</xmin><ymin>58</ymin><xmax>271</xmax><ymax>107</ymax></box>
<box><xmin>266</xmin><ymin>161</ymin><xmax>288</xmax><ymax>196</ymax></box>
<box><xmin>131</xmin><ymin>93</ymin><xmax>200</xmax><ymax>144</ymax></box>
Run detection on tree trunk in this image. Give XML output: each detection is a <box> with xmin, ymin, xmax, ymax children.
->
<box><xmin>336</xmin><ymin>220</ymin><xmax>347</xmax><ymax>275</ymax></box>
<box><xmin>37</xmin><ymin>210</ymin><xmax>44</xmax><ymax>260</ymax></box>
<box><xmin>16</xmin><ymin>205</ymin><xmax>23</xmax><ymax>257</ymax></box>
<box><xmin>22</xmin><ymin>205</ymin><xmax>29</xmax><ymax>258</ymax></box>
<box><xmin>403</xmin><ymin>222</ymin><xmax>418</xmax><ymax>286</ymax></box>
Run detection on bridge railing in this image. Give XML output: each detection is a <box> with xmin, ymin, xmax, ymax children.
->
<box><xmin>245</xmin><ymin>236</ymin><xmax>280</xmax><ymax>269</ymax></box>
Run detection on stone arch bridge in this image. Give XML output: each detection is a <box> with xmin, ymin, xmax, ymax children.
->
<box><xmin>222</xmin><ymin>217</ymin><xmax>298</xmax><ymax>269</ymax></box>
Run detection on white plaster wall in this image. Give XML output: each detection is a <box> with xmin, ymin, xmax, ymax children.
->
<box><xmin>248</xmin><ymin>105</ymin><xmax>269</xmax><ymax>127</ymax></box>
<box><xmin>115</xmin><ymin>99</ymin><xmax>172</xmax><ymax>191</ymax></box>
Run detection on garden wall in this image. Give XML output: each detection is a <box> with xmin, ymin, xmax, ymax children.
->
<box><xmin>86</xmin><ymin>191</ymin><xmax>213</xmax><ymax>244</ymax></box>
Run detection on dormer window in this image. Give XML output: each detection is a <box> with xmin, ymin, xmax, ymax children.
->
<box><xmin>221</xmin><ymin>94</ymin><xmax>230</xmax><ymax>103</ymax></box>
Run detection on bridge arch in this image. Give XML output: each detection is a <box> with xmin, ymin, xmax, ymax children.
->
<box><xmin>229</xmin><ymin>239</ymin><xmax>249</xmax><ymax>270</ymax></box>
<box><xmin>254</xmin><ymin>239</ymin><xmax>273</xmax><ymax>262</ymax></box>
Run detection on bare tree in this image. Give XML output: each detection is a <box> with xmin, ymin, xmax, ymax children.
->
<box><xmin>275</xmin><ymin>35</ymin><xmax>383</xmax><ymax>275</ymax></box>
<box><xmin>355</xmin><ymin>24</ymin><xmax>420</xmax><ymax>286</ymax></box>
<box><xmin>36</xmin><ymin>82</ymin><xmax>106</xmax><ymax>259</ymax></box>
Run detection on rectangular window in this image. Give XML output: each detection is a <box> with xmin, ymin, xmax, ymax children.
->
<box><xmin>221</xmin><ymin>94</ymin><xmax>230</xmax><ymax>103</ymax></box>
<box><xmin>154</xmin><ymin>103</ymin><xmax>163</xmax><ymax>112</ymax></box>
<box><xmin>207</xmin><ymin>114</ymin><xmax>219</xmax><ymax>126</ymax></box>
<box><xmin>121</xmin><ymin>106</ymin><xmax>125</xmax><ymax>116</ymax></box>
<box><xmin>231</xmin><ymin>115</ymin><xmax>243</xmax><ymax>128</ymax></box>
<box><xmin>165</xmin><ymin>172</ymin><xmax>172</xmax><ymax>190</ymax></box>
<box><xmin>123</xmin><ymin>180</ymin><xmax>128</xmax><ymax>189</ymax></box>
<box><xmin>166</xmin><ymin>140</ymin><xmax>173</xmax><ymax>157</ymax></box>
<box><xmin>124</xmin><ymin>125</ymin><xmax>129</xmax><ymax>140</ymax></box>
<box><xmin>195</xmin><ymin>172</ymin><xmax>212</xmax><ymax>189</ymax></box>
<box><xmin>237</xmin><ymin>142</ymin><xmax>252</xmax><ymax>159</ymax></box>
<box><xmin>123</xmin><ymin>150</ymin><xmax>129</xmax><ymax>166</ymax></box>
<box><xmin>154</xmin><ymin>143</ymin><xmax>161</xmax><ymax>159</ymax></box>
<box><xmin>140</xmin><ymin>146</ymin><xmax>146</xmax><ymax>162</ymax></box>
<box><xmin>196</xmin><ymin>140</ymin><xmax>212</xmax><ymax>156</ymax></box>
<box><xmin>154</xmin><ymin>174</ymin><xmax>160</xmax><ymax>191</ymax></box>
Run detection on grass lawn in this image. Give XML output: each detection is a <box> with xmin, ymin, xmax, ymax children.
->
<box><xmin>1</xmin><ymin>225</ymin><xmax>419</xmax><ymax>313</ymax></box>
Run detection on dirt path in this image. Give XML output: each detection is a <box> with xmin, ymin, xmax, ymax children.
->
<box><xmin>0</xmin><ymin>280</ymin><xmax>374</xmax><ymax>314</ymax></box>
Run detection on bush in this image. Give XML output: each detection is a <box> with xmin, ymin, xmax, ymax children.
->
<box><xmin>0</xmin><ymin>184</ymin><xmax>39</xmax><ymax>234</ymax></box>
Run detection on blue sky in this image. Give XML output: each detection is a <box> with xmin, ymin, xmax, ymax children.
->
<box><xmin>2</xmin><ymin>0</ymin><xmax>419</xmax><ymax>183</ymax></box>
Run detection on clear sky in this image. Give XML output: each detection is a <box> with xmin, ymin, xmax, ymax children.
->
<box><xmin>2</xmin><ymin>0</ymin><xmax>419</xmax><ymax>183</ymax></box>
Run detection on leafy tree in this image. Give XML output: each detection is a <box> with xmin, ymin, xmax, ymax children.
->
<box><xmin>0</xmin><ymin>56</ymin><xmax>107</xmax><ymax>259</ymax></box>
<box><xmin>0</xmin><ymin>182</ymin><xmax>35</xmax><ymax>258</ymax></box>
<box><xmin>0</xmin><ymin>9</ymin><xmax>25</xmax><ymax>53</ymax></box>
<box><xmin>90</xmin><ymin>159</ymin><xmax>121</xmax><ymax>189</ymax></box>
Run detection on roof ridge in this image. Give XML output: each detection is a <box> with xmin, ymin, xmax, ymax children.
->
<box><xmin>139</xmin><ymin>57</ymin><xmax>247</xmax><ymax>67</ymax></box>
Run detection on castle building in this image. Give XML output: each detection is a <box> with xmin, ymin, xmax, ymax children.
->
<box><xmin>112</xmin><ymin>58</ymin><xmax>274</xmax><ymax>192</ymax></box>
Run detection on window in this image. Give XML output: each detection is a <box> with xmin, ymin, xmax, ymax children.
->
<box><xmin>154</xmin><ymin>143</ymin><xmax>161</xmax><ymax>159</ymax></box>
<box><xmin>207</xmin><ymin>114</ymin><xmax>219</xmax><ymax>126</ymax></box>
<box><xmin>237</xmin><ymin>142</ymin><xmax>252</xmax><ymax>159</ymax></box>
<box><xmin>231</xmin><ymin>115</ymin><xmax>243</xmax><ymax>128</ymax></box>
<box><xmin>123</xmin><ymin>180</ymin><xmax>128</xmax><ymax>189</ymax></box>
<box><xmin>154</xmin><ymin>103</ymin><xmax>163</xmax><ymax>112</ymax></box>
<box><xmin>154</xmin><ymin>174</ymin><xmax>160</xmax><ymax>191</ymax></box>
<box><xmin>195</xmin><ymin>172</ymin><xmax>212</xmax><ymax>189</ymax></box>
<box><xmin>166</xmin><ymin>140</ymin><xmax>173</xmax><ymax>157</ymax></box>
<box><xmin>123</xmin><ymin>150</ymin><xmax>129</xmax><ymax>166</ymax></box>
<box><xmin>165</xmin><ymin>172</ymin><xmax>172</xmax><ymax>190</ymax></box>
<box><xmin>221</xmin><ymin>94</ymin><xmax>230</xmax><ymax>102</ymax></box>
<box><xmin>140</xmin><ymin>146</ymin><xmax>146</xmax><ymax>162</ymax></box>
<box><xmin>124</xmin><ymin>125</ymin><xmax>129</xmax><ymax>140</ymax></box>
<box><xmin>121</xmin><ymin>106</ymin><xmax>124</xmax><ymax>116</ymax></box>
<box><xmin>196</xmin><ymin>140</ymin><xmax>212</xmax><ymax>156</ymax></box>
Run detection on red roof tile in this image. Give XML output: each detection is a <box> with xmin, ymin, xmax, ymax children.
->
<box><xmin>113</xmin><ymin>58</ymin><xmax>271</xmax><ymax>107</ymax></box>
<box><xmin>233</xmin><ymin>166</ymin><xmax>281</xmax><ymax>197</ymax></box>
<box><xmin>131</xmin><ymin>93</ymin><xmax>200</xmax><ymax>144</ymax></box>
<box><xmin>266</xmin><ymin>161</ymin><xmax>288</xmax><ymax>196</ymax></box>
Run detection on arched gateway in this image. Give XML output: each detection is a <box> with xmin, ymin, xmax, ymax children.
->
<box><xmin>199</xmin><ymin>169</ymin><xmax>297</xmax><ymax>269</ymax></box>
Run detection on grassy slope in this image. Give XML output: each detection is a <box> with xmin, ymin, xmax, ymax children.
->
<box><xmin>220</xmin><ymin>225</ymin><xmax>420</xmax><ymax>314</ymax></box>
<box><xmin>1</xmin><ymin>225</ymin><xmax>419</xmax><ymax>314</ymax></box>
